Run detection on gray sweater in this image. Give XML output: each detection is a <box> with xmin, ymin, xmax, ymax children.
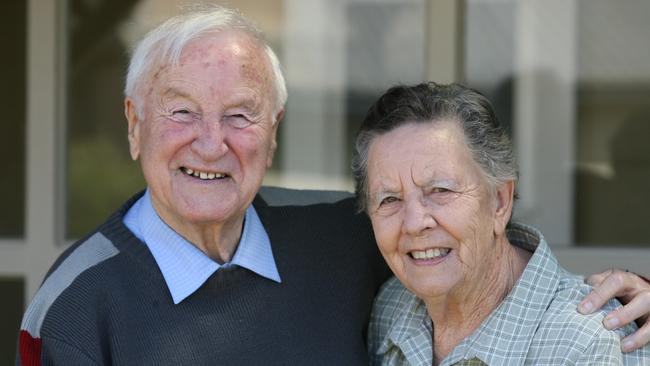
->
<box><xmin>18</xmin><ymin>191</ymin><xmax>390</xmax><ymax>365</ymax></box>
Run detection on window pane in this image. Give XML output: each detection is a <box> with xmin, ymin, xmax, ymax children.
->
<box><xmin>277</xmin><ymin>0</ymin><xmax>426</xmax><ymax>188</ymax></box>
<box><xmin>0</xmin><ymin>1</ymin><xmax>26</xmax><ymax>238</ymax></box>
<box><xmin>0</xmin><ymin>277</ymin><xmax>24</xmax><ymax>365</ymax></box>
<box><xmin>574</xmin><ymin>0</ymin><xmax>650</xmax><ymax>247</ymax></box>
<box><xmin>65</xmin><ymin>0</ymin><xmax>144</xmax><ymax>238</ymax></box>
<box><xmin>464</xmin><ymin>0</ymin><xmax>650</xmax><ymax>247</ymax></box>
<box><xmin>344</xmin><ymin>1</ymin><xmax>426</xmax><ymax>171</ymax></box>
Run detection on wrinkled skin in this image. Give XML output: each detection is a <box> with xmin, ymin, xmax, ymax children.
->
<box><xmin>124</xmin><ymin>31</ymin><xmax>282</xmax><ymax>262</ymax></box>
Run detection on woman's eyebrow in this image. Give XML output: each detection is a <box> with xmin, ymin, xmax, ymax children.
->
<box><xmin>421</xmin><ymin>178</ymin><xmax>457</xmax><ymax>189</ymax></box>
<box><xmin>371</xmin><ymin>185</ymin><xmax>400</xmax><ymax>203</ymax></box>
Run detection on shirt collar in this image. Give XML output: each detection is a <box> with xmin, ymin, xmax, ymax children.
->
<box><xmin>379</xmin><ymin>289</ymin><xmax>434</xmax><ymax>365</ymax></box>
<box><xmin>124</xmin><ymin>189</ymin><xmax>281</xmax><ymax>304</ymax></box>
<box><xmin>441</xmin><ymin>223</ymin><xmax>560</xmax><ymax>366</ymax></box>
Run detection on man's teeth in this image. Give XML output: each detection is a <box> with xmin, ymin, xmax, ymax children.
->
<box><xmin>182</xmin><ymin>167</ymin><xmax>226</xmax><ymax>180</ymax></box>
<box><xmin>411</xmin><ymin>248</ymin><xmax>450</xmax><ymax>260</ymax></box>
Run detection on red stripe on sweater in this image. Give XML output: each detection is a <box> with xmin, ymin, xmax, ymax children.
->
<box><xmin>19</xmin><ymin>330</ymin><xmax>41</xmax><ymax>366</ymax></box>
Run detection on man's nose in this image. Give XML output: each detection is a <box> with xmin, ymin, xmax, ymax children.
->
<box><xmin>401</xmin><ymin>196</ymin><xmax>437</xmax><ymax>236</ymax></box>
<box><xmin>191</xmin><ymin>119</ymin><xmax>229</xmax><ymax>160</ymax></box>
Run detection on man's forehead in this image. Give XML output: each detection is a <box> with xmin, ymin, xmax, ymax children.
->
<box><xmin>179</xmin><ymin>32</ymin><xmax>265</xmax><ymax>66</ymax></box>
<box><xmin>172</xmin><ymin>34</ymin><xmax>271</xmax><ymax>85</ymax></box>
<box><xmin>137</xmin><ymin>32</ymin><xmax>275</xmax><ymax>108</ymax></box>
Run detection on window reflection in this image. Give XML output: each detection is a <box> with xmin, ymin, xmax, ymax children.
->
<box><xmin>574</xmin><ymin>0</ymin><xmax>650</xmax><ymax>247</ymax></box>
<box><xmin>0</xmin><ymin>1</ymin><xmax>26</xmax><ymax>238</ymax></box>
<box><xmin>465</xmin><ymin>0</ymin><xmax>650</xmax><ymax>247</ymax></box>
<box><xmin>66</xmin><ymin>0</ymin><xmax>144</xmax><ymax>238</ymax></box>
<box><xmin>62</xmin><ymin>0</ymin><xmax>650</xmax><ymax>247</ymax></box>
<box><xmin>576</xmin><ymin>87</ymin><xmax>650</xmax><ymax>246</ymax></box>
<box><xmin>0</xmin><ymin>277</ymin><xmax>24</xmax><ymax>365</ymax></box>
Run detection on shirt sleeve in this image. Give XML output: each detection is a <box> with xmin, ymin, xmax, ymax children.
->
<box><xmin>575</xmin><ymin>330</ymin><xmax>624</xmax><ymax>366</ymax></box>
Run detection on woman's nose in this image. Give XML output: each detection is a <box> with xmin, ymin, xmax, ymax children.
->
<box><xmin>401</xmin><ymin>197</ymin><xmax>437</xmax><ymax>236</ymax></box>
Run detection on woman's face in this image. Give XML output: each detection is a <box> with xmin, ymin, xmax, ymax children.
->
<box><xmin>366</xmin><ymin>120</ymin><xmax>504</xmax><ymax>301</ymax></box>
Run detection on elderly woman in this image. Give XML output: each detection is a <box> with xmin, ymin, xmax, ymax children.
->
<box><xmin>353</xmin><ymin>83</ymin><xmax>650</xmax><ymax>365</ymax></box>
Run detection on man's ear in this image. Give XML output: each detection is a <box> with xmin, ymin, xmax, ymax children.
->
<box><xmin>266</xmin><ymin>108</ymin><xmax>284</xmax><ymax>168</ymax></box>
<box><xmin>493</xmin><ymin>180</ymin><xmax>515</xmax><ymax>236</ymax></box>
<box><xmin>274</xmin><ymin>108</ymin><xmax>285</xmax><ymax>125</ymax></box>
<box><xmin>124</xmin><ymin>98</ymin><xmax>141</xmax><ymax>160</ymax></box>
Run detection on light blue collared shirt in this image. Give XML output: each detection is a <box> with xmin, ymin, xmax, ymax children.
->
<box><xmin>123</xmin><ymin>190</ymin><xmax>281</xmax><ymax>304</ymax></box>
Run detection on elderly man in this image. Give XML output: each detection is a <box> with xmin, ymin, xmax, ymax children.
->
<box><xmin>16</xmin><ymin>6</ymin><xmax>650</xmax><ymax>366</ymax></box>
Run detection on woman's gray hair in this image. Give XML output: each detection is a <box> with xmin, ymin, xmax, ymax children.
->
<box><xmin>352</xmin><ymin>82</ymin><xmax>518</xmax><ymax>212</ymax></box>
<box><xmin>124</xmin><ymin>5</ymin><xmax>287</xmax><ymax>118</ymax></box>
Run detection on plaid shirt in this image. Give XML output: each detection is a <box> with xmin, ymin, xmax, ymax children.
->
<box><xmin>368</xmin><ymin>223</ymin><xmax>650</xmax><ymax>366</ymax></box>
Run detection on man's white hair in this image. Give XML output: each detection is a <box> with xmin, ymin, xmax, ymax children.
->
<box><xmin>124</xmin><ymin>5</ymin><xmax>287</xmax><ymax>118</ymax></box>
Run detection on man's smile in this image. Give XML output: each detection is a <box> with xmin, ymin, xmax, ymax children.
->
<box><xmin>180</xmin><ymin>167</ymin><xmax>230</xmax><ymax>180</ymax></box>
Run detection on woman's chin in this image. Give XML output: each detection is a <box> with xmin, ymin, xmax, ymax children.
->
<box><xmin>403</xmin><ymin>275</ymin><xmax>460</xmax><ymax>301</ymax></box>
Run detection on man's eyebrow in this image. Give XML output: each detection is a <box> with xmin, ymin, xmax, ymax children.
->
<box><xmin>160</xmin><ymin>87</ymin><xmax>192</xmax><ymax>99</ymax></box>
<box><xmin>223</xmin><ymin>93</ymin><xmax>260</xmax><ymax>109</ymax></box>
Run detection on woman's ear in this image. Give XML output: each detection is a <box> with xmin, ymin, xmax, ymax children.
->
<box><xmin>493</xmin><ymin>180</ymin><xmax>515</xmax><ymax>236</ymax></box>
<box><xmin>124</xmin><ymin>98</ymin><xmax>141</xmax><ymax>161</ymax></box>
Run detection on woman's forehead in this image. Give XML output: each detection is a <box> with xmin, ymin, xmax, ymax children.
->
<box><xmin>367</xmin><ymin>122</ymin><xmax>479</xmax><ymax>188</ymax></box>
<box><xmin>368</xmin><ymin>122</ymin><xmax>468</xmax><ymax>166</ymax></box>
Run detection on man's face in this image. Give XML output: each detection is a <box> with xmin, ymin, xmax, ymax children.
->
<box><xmin>126</xmin><ymin>31</ymin><xmax>280</xmax><ymax>232</ymax></box>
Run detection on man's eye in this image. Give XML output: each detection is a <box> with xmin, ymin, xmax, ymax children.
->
<box><xmin>224</xmin><ymin>114</ymin><xmax>253</xmax><ymax>129</ymax></box>
<box><xmin>228</xmin><ymin>114</ymin><xmax>248</xmax><ymax>121</ymax></box>
<box><xmin>432</xmin><ymin>187</ymin><xmax>450</xmax><ymax>193</ymax></box>
<box><xmin>168</xmin><ymin>109</ymin><xmax>198</xmax><ymax>123</ymax></box>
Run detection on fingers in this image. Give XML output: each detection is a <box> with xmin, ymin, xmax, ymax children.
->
<box><xmin>585</xmin><ymin>269</ymin><xmax>613</xmax><ymax>287</ymax></box>
<box><xmin>584</xmin><ymin>270</ymin><xmax>650</xmax><ymax>352</ymax></box>
<box><xmin>579</xmin><ymin>270</ymin><xmax>629</xmax><ymax>314</ymax></box>
<box><xmin>603</xmin><ymin>290</ymin><xmax>650</xmax><ymax>330</ymax></box>
<box><xmin>620</xmin><ymin>321</ymin><xmax>650</xmax><ymax>353</ymax></box>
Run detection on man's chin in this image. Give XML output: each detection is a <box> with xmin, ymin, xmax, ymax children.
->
<box><xmin>178</xmin><ymin>204</ymin><xmax>244</xmax><ymax>225</ymax></box>
<box><xmin>158</xmin><ymin>192</ymin><xmax>245</xmax><ymax>227</ymax></box>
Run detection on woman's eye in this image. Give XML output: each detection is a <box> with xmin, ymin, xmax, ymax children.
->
<box><xmin>380</xmin><ymin>196</ymin><xmax>399</xmax><ymax>206</ymax></box>
<box><xmin>173</xmin><ymin>109</ymin><xmax>190</xmax><ymax>114</ymax></box>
